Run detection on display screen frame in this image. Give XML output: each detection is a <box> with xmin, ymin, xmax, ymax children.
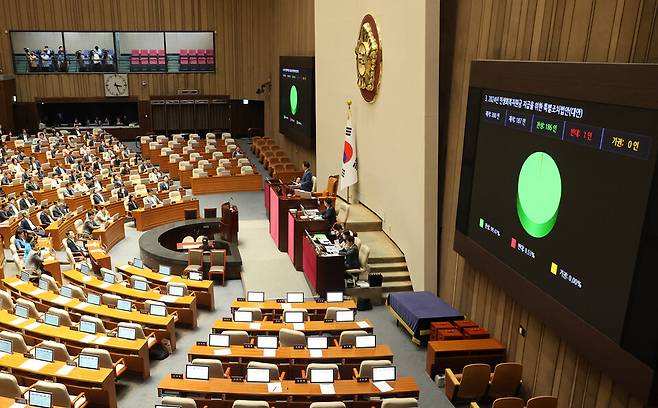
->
<box><xmin>453</xmin><ymin>60</ymin><xmax>658</xmax><ymax>404</ymax></box>
<box><xmin>279</xmin><ymin>55</ymin><xmax>316</xmax><ymax>148</ymax></box>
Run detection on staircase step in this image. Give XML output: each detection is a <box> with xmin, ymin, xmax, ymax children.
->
<box><xmin>369</xmin><ymin>256</ymin><xmax>406</xmax><ymax>264</ymax></box>
<box><xmin>369</xmin><ymin>262</ymin><xmax>408</xmax><ymax>272</ymax></box>
<box><xmin>379</xmin><ymin>271</ymin><xmax>411</xmax><ymax>282</ymax></box>
<box><xmin>381</xmin><ymin>280</ymin><xmax>413</xmax><ymax>292</ymax></box>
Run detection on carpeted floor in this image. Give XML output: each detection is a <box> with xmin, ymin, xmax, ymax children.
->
<box><xmin>0</xmin><ymin>139</ymin><xmax>456</xmax><ymax>407</ymax></box>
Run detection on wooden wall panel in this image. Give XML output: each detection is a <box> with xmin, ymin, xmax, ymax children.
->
<box><xmin>439</xmin><ymin>0</ymin><xmax>658</xmax><ymax>406</ymax></box>
<box><xmin>0</xmin><ymin>0</ymin><xmax>314</xmax><ymax>167</ymax></box>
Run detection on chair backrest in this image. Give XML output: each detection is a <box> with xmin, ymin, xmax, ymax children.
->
<box><xmin>237</xmin><ymin>307</ymin><xmax>262</xmax><ymax>321</ymax></box>
<box><xmin>101</xmin><ymin>267</ymin><xmax>122</xmax><ymax>283</ymax></box>
<box><xmin>0</xmin><ymin>290</ymin><xmax>14</xmax><ymax>311</ymax></box>
<box><xmin>189</xmin><ymin>249</ymin><xmax>203</xmax><ymax>265</ymax></box>
<box><xmin>307</xmin><ymin>363</ymin><xmax>339</xmax><ymax>380</ymax></box>
<box><xmin>143</xmin><ymin>300</ymin><xmax>166</xmax><ymax>314</ymax></box>
<box><xmin>34</xmin><ymin>381</ymin><xmax>72</xmax><ymax>408</ymax></box>
<box><xmin>195</xmin><ymin>235</ymin><xmax>205</xmax><ymax>242</ymax></box>
<box><xmin>0</xmin><ymin>330</ymin><xmax>29</xmax><ymax>353</ymax></box>
<box><xmin>80</xmin><ymin>315</ymin><xmax>107</xmax><ymax>334</ymax></box>
<box><xmin>191</xmin><ymin>358</ymin><xmax>225</xmax><ymax>378</ymax></box>
<box><xmin>338</xmin><ymin>330</ymin><xmax>368</xmax><ymax>346</ymax></box>
<box><xmin>39</xmin><ymin>340</ymin><xmax>72</xmax><ymax>362</ymax></box>
<box><xmin>278</xmin><ymin>328</ymin><xmax>306</xmax><ymax>347</ymax></box>
<box><xmin>41</xmin><ymin>274</ymin><xmax>59</xmax><ymax>292</ymax></box>
<box><xmin>309</xmin><ymin>403</ymin><xmax>346</xmax><ymax>408</ymax></box>
<box><xmin>16</xmin><ymin>298</ymin><xmax>40</xmax><ymax>319</ymax></box>
<box><xmin>357</xmin><ymin>245</ymin><xmax>370</xmax><ymax>274</ymax></box>
<box><xmin>491</xmin><ymin>397</ymin><xmax>525</xmax><ymax>408</ymax></box>
<box><xmin>161</xmin><ymin>397</ymin><xmax>202</xmax><ymax>408</ymax></box>
<box><xmin>489</xmin><ymin>362</ymin><xmax>523</xmax><ymax>399</ymax></box>
<box><xmin>324</xmin><ymin>307</ymin><xmax>350</xmax><ymax>321</ymax></box>
<box><xmin>80</xmin><ymin>347</ymin><xmax>114</xmax><ymax>369</ymax></box>
<box><xmin>336</xmin><ymin>202</ymin><xmax>350</xmax><ymax>224</ymax></box>
<box><xmin>232</xmin><ymin>401</ymin><xmax>271</xmax><ymax>408</ymax></box>
<box><xmin>358</xmin><ymin>360</ymin><xmax>392</xmax><ymax>378</ymax></box>
<box><xmin>526</xmin><ymin>396</ymin><xmax>558</xmax><ymax>408</ymax></box>
<box><xmin>210</xmin><ymin>250</ymin><xmax>225</xmax><ymax>266</ymax></box>
<box><xmin>311</xmin><ymin>176</ymin><xmax>317</xmax><ymax>192</ymax></box>
<box><xmin>47</xmin><ymin>307</ymin><xmax>73</xmax><ymax>327</ymax></box>
<box><xmin>169</xmin><ymin>190</ymin><xmax>182</xmax><ymax>203</ymax></box>
<box><xmin>241</xmin><ymin>166</ymin><xmax>254</xmax><ymax>175</ymax></box>
<box><xmin>102</xmin><ymin>293</ymin><xmax>121</xmax><ymax>307</ymax></box>
<box><xmin>67</xmin><ymin>285</ymin><xmax>86</xmax><ymax>301</ymax></box>
<box><xmin>222</xmin><ymin>330</ymin><xmax>250</xmax><ymax>346</ymax></box>
<box><xmin>182</xmin><ymin>236</ymin><xmax>195</xmax><ymax>243</ymax></box>
<box><xmin>247</xmin><ymin>361</ymin><xmax>279</xmax><ymax>381</ymax></box>
<box><xmin>457</xmin><ymin>364</ymin><xmax>492</xmax><ymax>400</ymax></box>
<box><xmin>0</xmin><ymin>373</ymin><xmax>22</xmax><ymax>399</ymax></box>
<box><xmin>380</xmin><ymin>398</ymin><xmax>419</xmax><ymax>408</ymax></box>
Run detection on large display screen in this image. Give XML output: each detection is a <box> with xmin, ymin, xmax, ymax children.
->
<box><xmin>279</xmin><ymin>56</ymin><xmax>315</xmax><ymax>147</ymax></box>
<box><xmin>458</xmin><ymin>88</ymin><xmax>658</xmax><ymax>343</ymax></box>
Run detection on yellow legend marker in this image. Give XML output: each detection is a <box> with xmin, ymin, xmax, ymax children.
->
<box><xmin>550</xmin><ymin>262</ymin><xmax>558</xmax><ymax>275</ymax></box>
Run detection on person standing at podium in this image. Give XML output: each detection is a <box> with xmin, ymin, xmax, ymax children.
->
<box><xmin>292</xmin><ymin>161</ymin><xmax>313</xmax><ymax>192</ymax></box>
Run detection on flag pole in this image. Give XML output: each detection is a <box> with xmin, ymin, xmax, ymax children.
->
<box><xmin>346</xmin><ymin>99</ymin><xmax>352</xmax><ymax>204</ymax></box>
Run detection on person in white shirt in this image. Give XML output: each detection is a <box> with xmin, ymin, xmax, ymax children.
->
<box><xmin>74</xmin><ymin>180</ymin><xmax>89</xmax><ymax>193</ymax></box>
<box><xmin>8</xmin><ymin>158</ymin><xmax>24</xmax><ymax>176</ymax></box>
<box><xmin>94</xmin><ymin>205</ymin><xmax>110</xmax><ymax>225</ymax></box>
<box><xmin>143</xmin><ymin>190</ymin><xmax>162</xmax><ymax>207</ymax></box>
<box><xmin>148</xmin><ymin>169</ymin><xmax>160</xmax><ymax>183</ymax></box>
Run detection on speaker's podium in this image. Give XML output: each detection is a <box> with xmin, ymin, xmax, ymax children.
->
<box><xmin>219</xmin><ymin>202</ymin><xmax>238</xmax><ymax>242</ymax></box>
<box><xmin>267</xmin><ymin>180</ymin><xmax>317</xmax><ymax>252</ymax></box>
<box><xmin>302</xmin><ymin>231</ymin><xmax>345</xmax><ymax>297</ymax></box>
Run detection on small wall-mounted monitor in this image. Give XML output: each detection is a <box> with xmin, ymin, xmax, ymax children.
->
<box><xmin>279</xmin><ymin>56</ymin><xmax>315</xmax><ymax>148</ymax></box>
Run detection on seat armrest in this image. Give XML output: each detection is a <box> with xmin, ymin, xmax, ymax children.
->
<box><xmin>352</xmin><ymin>367</ymin><xmax>359</xmax><ymax>379</ymax></box>
<box><xmin>445</xmin><ymin>368</ymin><xmax>460</xmax><ymax>401</ymax></box>
<box><xmin>224</xmin><ymin>367</ymin><xmax>231</xmax><ymax>377</ymax></box>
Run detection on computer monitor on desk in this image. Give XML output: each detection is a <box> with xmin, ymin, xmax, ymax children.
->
<box><xmin>247</xmin><ymin>291</ymin><xmax>265</xmax><ymax>302</ymax></box>
<box><xmin>28</xmin><ymin>390</ymin><xmax>52</xmax><ymax>408</ymax></box>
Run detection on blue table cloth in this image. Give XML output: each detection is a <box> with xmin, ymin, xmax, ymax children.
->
<box><xmin>388</xmin><ymin>291</ymin><xmax>463</xmax><ymax>340</ymax></box>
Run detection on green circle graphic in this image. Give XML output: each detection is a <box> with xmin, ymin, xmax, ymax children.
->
<box><xmin>289</xmin><ymin>85</ymin><xmax>298</xmax><ymax>116</ymax></box>
<box><xmin>516</xmin><ymin>152</ymin><xmax>562</xmax><ymax>238</ymax></box>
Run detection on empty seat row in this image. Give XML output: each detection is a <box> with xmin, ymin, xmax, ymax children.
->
<box><xmin>130</xmin><ymin>49</ymin><xmax>165</xmax><ymax>57</ymax></box>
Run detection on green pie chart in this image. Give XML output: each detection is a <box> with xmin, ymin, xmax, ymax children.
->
<box><xmin>516</xmin><ymin>152</ymin><xmax>562</xmax><ymax>238</ymax></box>
<box><xmin>289</xmin><ymin>85</ymin><xmax>298</xmax><ymax>116</ymax></box>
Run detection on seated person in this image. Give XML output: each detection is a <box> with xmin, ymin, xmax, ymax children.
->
<box><xmin>91</xmin><ymin>189</ymin><xmax>105</xmax><ymax>204</ymax></box>
<box><xmin>143</xmin><ymin>190</ymin><xmax>162</xmax><ymax>207</ymax></box>
<box><xmin>330</xmin><ymin>223</ymin><xmax>344</xmax><ymax>244</ymax></box>
<box><xmin>14</xmin><ymin>230</ymin><xmax>33</xmax><ymax>254</ymax></box>
<box><xmin>157</xmin><ymin>176</ymin><xmax>170</xmax><ymax>192</ymax></box>
<box><xmin>116</xmin><ymin>185</ymin><xmax>130</xmax><ymax>199</ymax></box>
<box><xmin>38</xmin><ymin>206</ymin><xmax>55</xmax><ymax>227</ymax></box>
<box><xmin>320</xmin><ymin>198</ymin><xmax>336</xmax><ymax>226</ymax></box>
<box><xmin>62</xmin><ymin>183</ymin><xmax>76</xmax><ymax>197</ymax></box>
<box><xmin>339</xmin><ymin>235</ymin><xmax>360</xmax><ymax>269</ymax></box>
<box><xmin>94</xmin><ymin>205</ymin><xmax>110</xmax><ymax>225</ymax></box>
<box><xmin>24</xmin><ymin>246</ymin><xmax>46</xmax><ymax>274</ymax></box>
<box><xmin>19</xmin><ymin>212</ymin><xmax>46</xmax><ymax>237</ymax></box>
<box><xmin>18</xmin><ymin>192</ymin><xmax>35</xmax><ymax>211</ymax></box>
<box><xmin>51</xmin><ymin>200</ymin><xmax>69</xmax><ymax>218</ymax></box>
<box><xmin>81</xmin><ymin>211</ymin><xmax>100</xmax><ymax>239</ymax></box>
<box><xmin>0</xmin><ymin>204</ymin><xmax>10</xmax><ymax>222</ymax></box>
<box><xmin>65</xmin><ymin>231</ymin><xmax>87</xmax><ymax>257</ymax></box>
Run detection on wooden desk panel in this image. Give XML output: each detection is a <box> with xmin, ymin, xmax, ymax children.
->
<box><xmin>65</xmin><ymin>194</ymin><xmax>93</xmax><ymax>212</ymax></box>
<box><xmin>426</xmin><ymin>338</ymin><xmax>506</xmax><ymax>377</ymax></box>
<box><xmin>230</xmin><ymin>299</ymin><xmax>357</xmax><ymax>319</ymax></box>
<box><xmin>0</xmin><ymin>351</ymin><xmax>117</xmax><ymax>407</ymax></box>
<box><xmin>3</xmin><ymin>278</ymin><xmax>177</xmax><ymax>350</ymax></box>
<box><xmin>191</xmin><ymin>174</ymin><xmax>263</xmax><ymax>195</ymax></box>
<box><xmin>100</xmin><ymin>199</ymin><xmax>126</xmax><ymax>218</ymax></box>
<box><xmin>117</xmin><ymin>264</ymin><xmax>214</xmax><ymax>310</ymax></box>
<box><xmin>45</xmin><ymin>210</ymin><xmax>87</xmax><ymax>250</ymax></box>
<box><xmin>133</xmin><ymin>200</ymin><xmax>200</xmax><ymax>231</ymax></box>
<box><xmin>180</xmin><ymin>169</ymin><xmax>192</xmax><ymax>188</ymax></box>
<box><xmin>92</xmin><ymin>217</ymin><xmax>125</xmax><ymax>250</ymax></box>
<box><xmin>87</xmin><ymin>240</ymin><xmax>112</xmax><ymax>271</ymax></box>
<box><xmin>0</xmin><ymin>208</ymin><xmax>40</xmax><ymax>249</ymax></box>
<box><xmin>32</xmin><ymin>188</ymin><xmax>59</xmax><ymax>204</ymax></box>
<box><xmin>188</xmin><ymin>344</ymin><xmax>393</xmax><ymax>378</ymax></box>
<box><xmin>1</xmin><ymin>183</ymin><xmax>24</xmax><ymax>197</ymax></box>
<box><xmin>63</xmin><ymin>269</ymin><xmax>198</xmax><ymax>328</ymax></box>
<box><xmin>157</xmin><ymin>377</ymin><xmax>419</xmax><ymax>403</ymax></box>
<box><xmin>212</xmin><ymin>319</ymin><xmax>374</xmax><ymax>336</ymax></box>
<box><xmin>0</xmin><ymin>309</ymin><xmax>150</xmax><ymax>378</ymax></box>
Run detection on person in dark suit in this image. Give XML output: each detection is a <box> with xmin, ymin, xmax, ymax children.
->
<box><xmin>126</xmin><ymin>195</ymin><xmax>139</xmax><ymax>211</ymax></box>
<box><xmin>0</xmin><ymin>204</ymin><xmax>10</xmax><ymax>222</ymax></box>
<box><xmin>116</xmin><ymin>186</ymin><xmax>130</xmax><ymax>199</ymax></box>
<box><xmin>18</xmin><ymin>192</ymin><xmax>33</xmax><ymax>211</ymax></box>
<box><xmin>39</xmin><ymin>206</ymin><xmax>54</xmax><ymax>227</ymax></box>
<box><xmin>320</xmin><ymin>198</ymin><xmax>336</xmax><ymax>226</ymax></box>
<box><xmin>53</xmin><ymin>162</ymin><xmax>66</xmax><ymax>176</ymax></box>
<box><xmin>65</xmin><ymin>154</ymin><xmax>75</xmax><ymax>165</ymax></box>
<box><xmin>298</xmin><ymin>161</ymin><xmax>313</xmax><ymax>192</ymax></box>
<box><xmin>25</xmin><ymin>177</ymin><xmax>39</xmax><ymax>192</ymax></box>
<box><xmin>0</xmin><ymin>172</ymin><xmax>11</xmax><ymax>185</ymax></box>
<box><xmin>92</xmin><ymin>189</ymin><xmax>105</xmax><ymax>204</ymax></box>
<box><xmin>65</xmin><ymin>231</ymin><xmax>86</xmax><ymax>257</ymax></box>
<box><xmin>62</xmin><ymin>183</ymin><xmax>75</xmax><ymax>197</ymax></box>
<box><xmin>339</xmin><ymin>235</ymin><xmax>360</xmax><ymax>269</ymax></box>
<box><xmin>91</xmin><ymin>160</ymin><xmax>102</xmax><ymax>171</ymax></box>
<box><xmin>157</xmin><ymin>176</ymin><xmax>170</xmax><ymax>192</ymax></box>
<box><xmin>19</xmin><ymin>212</ymin><xmax>46</xmax><ymax>237</ymax></box>
<box><xmin>112</xmin><ymin>175</ymin><xmax>123</xmax><ymax>188</ymax></box>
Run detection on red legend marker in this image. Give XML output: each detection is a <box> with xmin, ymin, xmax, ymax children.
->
<box><xmin>510</xmin><ymin>237</ymin><xmax>517</xmax><ymax>248</ymax></box>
